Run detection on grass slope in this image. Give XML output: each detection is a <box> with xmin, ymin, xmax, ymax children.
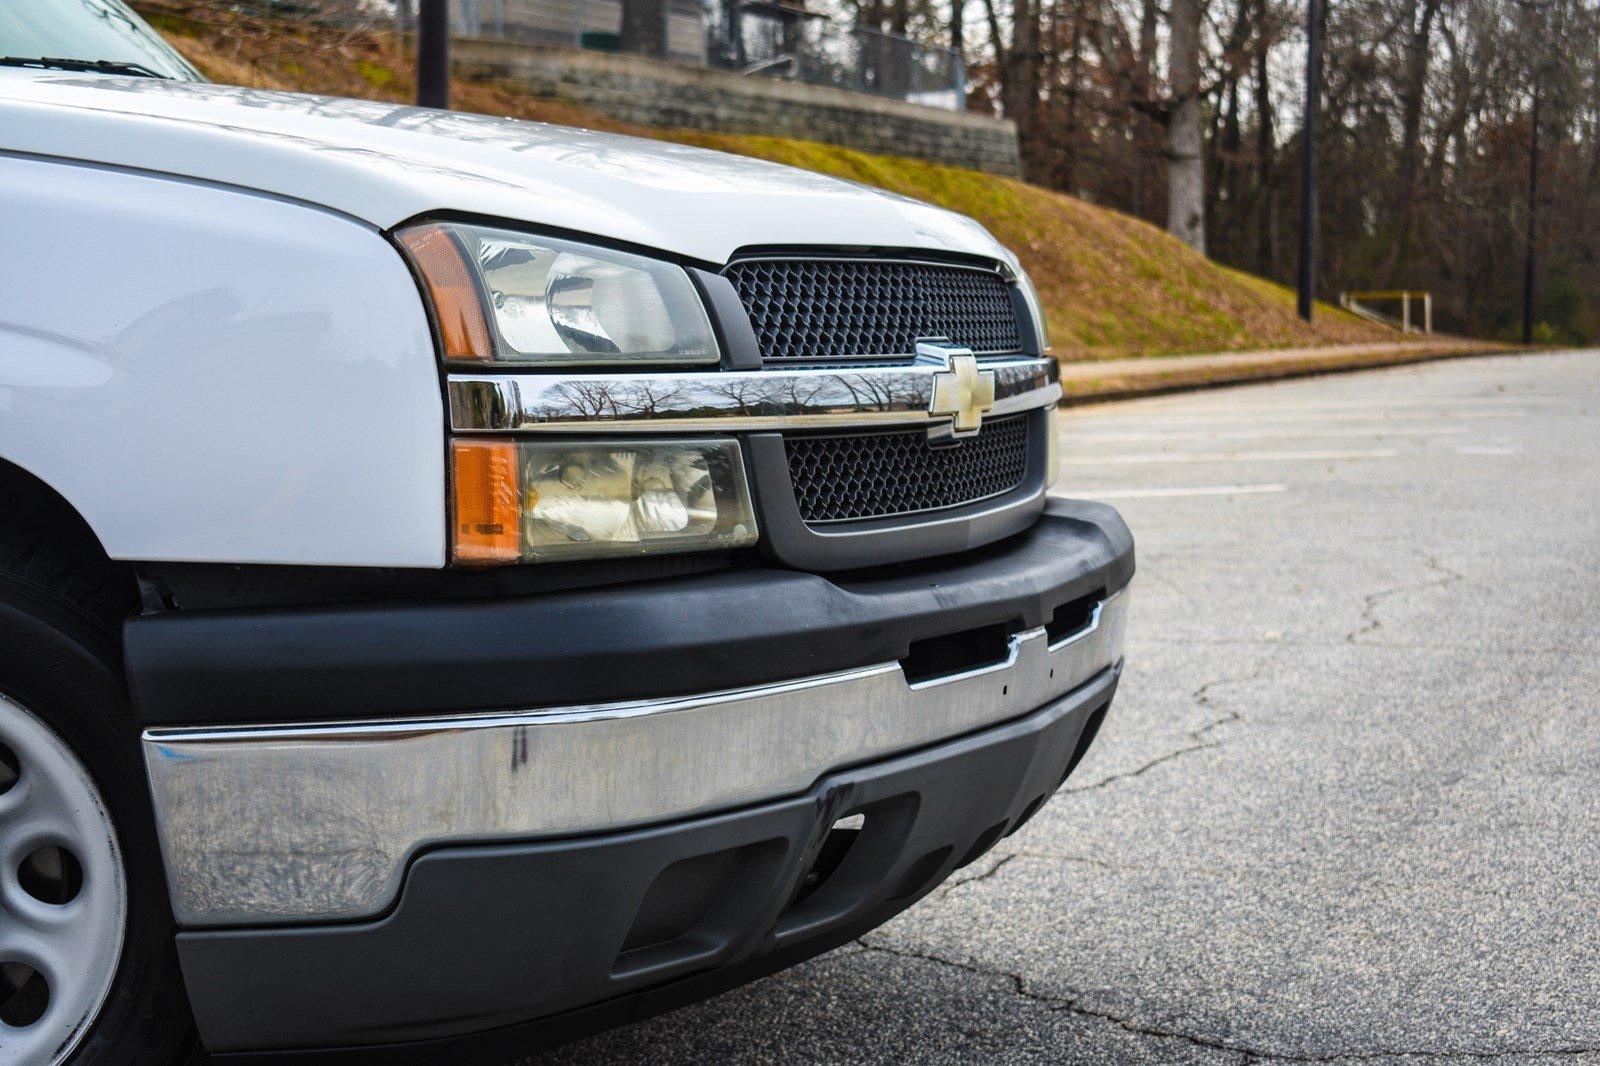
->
<box><xmin>135</xmin><ymin>1</ymin><xmax>1393</xmax><ymax>359</ymax></box>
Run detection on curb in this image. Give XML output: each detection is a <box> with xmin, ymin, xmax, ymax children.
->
<box><xmin>1056</xmin><ymin>342</ymin><xmax>1527</xmax><ymax>406</ymax></box>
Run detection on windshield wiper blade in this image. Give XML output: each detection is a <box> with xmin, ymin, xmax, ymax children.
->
<box><xmin>0</xmin><ymin>56</ymin><xmax>169</xmax><ymax>78</ymax></box>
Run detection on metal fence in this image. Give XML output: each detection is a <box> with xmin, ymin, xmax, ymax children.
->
<box><xmin>441</xmin><ymin>0</ymin><xmax>709</xmax><ymax>66</ymax></box>
<box><xmin>710</xmin><ymin>3</ymin><xmax>963</xmax><ymax>109</ymax></box>
<box><xmin>396</xmin><ymin>0</ymin><xmax>964</xmax><ymax>109</ymax></box>
<box><xmin>1340</xmin><ymin>290</ymin><xmax>1434</xmax><ymax>335</ymax></box>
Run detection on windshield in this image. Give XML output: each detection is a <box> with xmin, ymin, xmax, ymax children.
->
<box><xmin>0</xmin><ymin>0</ymin><xmax>202</xmax><ymax>81</ymax></box>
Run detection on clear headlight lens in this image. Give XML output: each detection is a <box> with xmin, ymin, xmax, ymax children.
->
<box><xmin>398</xmin><ymin>222</ymin><xmax>719</xmax><ymax>367</ymax></box>
<box><xmin>452</xmin><ymin>438</ymin><xmax>757</xmax><ymax>564</ymax></box>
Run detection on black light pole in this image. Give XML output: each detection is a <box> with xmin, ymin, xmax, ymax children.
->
<box><xmin>416</xmin><ymin>0</ymin><xmax>450</xmax><ymax>110</ymax></box>
<box><xmin>1521</xmin><ymin>75</ymin><xmax>1541</xmax><ymax>345</ymax></box>
<box><xmin>1296</xmin><ymin>0</ymin><xmax>1321</xmax><ymax>321</ymax></box>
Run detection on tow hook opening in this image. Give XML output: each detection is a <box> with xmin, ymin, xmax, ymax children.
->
<box><xmin>776</xmin><ymin>796</ymin><xmax>918</xmax><ymax>936</ymax></box>
<box><xmin>788</xmin><ymin>813</ymin><xmax>864</xmax><ymax>909</ymax></box>
<box><xmin>1045</xmin><ymin>589</ymin><xmax>1104</xmax><ymax>647</ymax></box>
<box><xmin>900</xmin><ymin>621</ymin><xmax>1017</xmax><ymax>685</ymax></box>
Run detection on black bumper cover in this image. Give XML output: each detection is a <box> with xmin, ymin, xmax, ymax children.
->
<box><xmin>125</xmin><ymin>498</ymin><xmax>1133</xmax><ymax>727</ymax></box>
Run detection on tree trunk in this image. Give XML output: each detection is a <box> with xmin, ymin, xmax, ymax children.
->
<box><xmin>1253</xmin><ymin>0</ymin><xmax>1275</xmax><ymax>273</ymax></box>
<box><xmin>1040</xmin><ymin>0</ymin><xmax>1062</xmax><ymax>181</ymax></box>
<box><xmin>981</xmin><ymin>0</ymin><xmax>1009</xmax><ymax>100</ymax></box>
<box><xmin>1215</xmin><ymin>76</ymin><xmax>1242</xmax><ymax>258</ymax></box>
<box><xmin>1004</xmin><ymin>0</ymin><xmax>1043</xmax><ymax>180</ymax></box>
<box><xmin>1396</xmin><ymin>0</ymin><xmax>1439</xmax><ymax>182</ymax></box>
<box><xmin>1059</xmin><ymin>0</ymin><xmax>1086</xmax><ymax>190</ymax></box>
<box><xmin>1383</xmin><ymin>0</ymin><xmax>1441</xmax><ymax>283</ymax></box>
<box><xmin>620</xmin><ymin>0</ymin><xmax>668</xmax><ymax>57</ymax></box>
<box><xmin>1137</xmin><ymin>0</ymin><xmax>1157</xmax><ymax>95</ymax></box>
<box><xmin>951</xmin><ymin>0</ymin><xmax>965</xmax><ymax>54</ymax></box>
<box><xmin>890</xmin><ymin>0</ymin><xmax>909</xmax><ymax>36</ymax></box>
<box><xmin>1166</xmin><ymin>0</ymin><xmax>1205</xmax><ymax>252</ymax></box>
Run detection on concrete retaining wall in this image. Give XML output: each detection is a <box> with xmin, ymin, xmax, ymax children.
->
<box><xmin>451</xmin><ymin>38</ymin><xmax>1021</xmax><ymax>176</ymax></box>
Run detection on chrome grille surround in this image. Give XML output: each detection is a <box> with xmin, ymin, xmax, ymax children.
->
<box><xmin>722</xmin><ymin>256</ymin><xmax>1023</xmax><ymax>362</ymax></box>
<box><xmin>447</xmin><ymin>356</ymin><xmax>1058</xmax><ymax>565</ymax></box>
<box><xmin>446</xmin><ymin>357</ymin><xmax>1059</xmax><ymax>435</ymax></box>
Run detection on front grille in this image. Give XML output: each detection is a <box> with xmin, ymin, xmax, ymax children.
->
<box><xmin>724</xmin><ymin>258</ymin><xmax>1023</xmax><ymax>362</ymax></box>
<box><xmin>786</xmin><ymin>414</ymin><xmax>1031</xmax><ymax>524</ymax></box>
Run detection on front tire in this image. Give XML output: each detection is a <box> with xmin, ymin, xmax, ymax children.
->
<box><xmin>0</xmin><ymin>537</ymin><xmax>195</xmax><ymax>1064</ymax></box>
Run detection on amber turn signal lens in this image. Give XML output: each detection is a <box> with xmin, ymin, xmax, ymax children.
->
<box><xmin>396</xmin><ymin>224</ymin><xmax>495</xmax><ymax>362</ymax></box>
<box><xmin>450</xmin><ymin>440</ymin><xmax>520</xmax><ymax>564</ymax></box>
<box><xmin>449</xmin><ymin>438</ymin><xmax>759</xmax><ymax>565</ymax></box>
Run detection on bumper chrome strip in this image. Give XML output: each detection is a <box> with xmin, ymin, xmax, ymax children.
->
<box><xmin>143</xmin><ymin>588</ymin><xmax>1126</xmax><ymax>927</ymax></box>
<box><xmin>447</xmin><ymin>356</ymin><xmax>1060</xmax><ymax>434</ymax></box>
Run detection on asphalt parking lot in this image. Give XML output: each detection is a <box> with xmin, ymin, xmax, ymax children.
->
<box><xmin>540</xmin><ymin>350</ymin><xmax>1600</xmax><ymax>1065</ymax></box>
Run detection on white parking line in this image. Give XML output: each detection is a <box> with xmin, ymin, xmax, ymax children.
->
<box><xmin>1121</xmin><ymin>396</ymin><xmax>1563</xmax><ymax>413</ymax></box>
<box><xmin>1454</xmin><ymin>445</ymin><xmax>1518</xmax><ymax>455</ymax></box>
<box><xmin>1060</xmin><ymin>484</ymin><xmax>1289</xmax><ymax>500</ymax></box>
<box><xmin>1074</xmin><ymin>410</ymin><xmax>1528</xmax><ymax>427</ymax></box>
<box><xmin>1059</xmin><ymin>448</ymin><xmax>1399</xmax><ymax>465</ymax></box>
<box><xmin>1069</xmin><ymin>425</ymin><xmax>1470</xmax><ymax>443</ymax></box>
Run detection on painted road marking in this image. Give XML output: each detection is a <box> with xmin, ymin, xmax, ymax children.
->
<box><xmin>1059</xmin><ymin>484</ymin><xmax>1289</xmax><ymax>500</ymax></box>
<box><xmin>1118</xmin><ymin>396</ymin><xmax>1563</xmax><ymax>413</ymax></box>
<box><xmin>1071</xmin><ymin>410</ymin><xmax>1526</xmax><ymax>427</ymax></box>
<box><xmin>1454</xmin><ymin>445</ymin><xmax>1518</xmax><ymax>455</ymax></box>
<box><xmin>1059</xmin><ymin>448</ymin><xmax>1399</xmax><ymax>465</ymax></box>
<box><xmin>1068</xmin><ymin>425</ymin><xmax>1470</xmax><ymax>443</ymax></box>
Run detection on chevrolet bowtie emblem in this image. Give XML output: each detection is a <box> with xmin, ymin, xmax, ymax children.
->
<box><xmin>925</xmin><ymin>348</ymin><xmax>996</xmax><ymax>436</ymax></box>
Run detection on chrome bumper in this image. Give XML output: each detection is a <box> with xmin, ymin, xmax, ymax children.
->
<box><xmin>143</xmin><ymin>589</ymin><xmax>1126</xmax><ymax>927</ymax></box>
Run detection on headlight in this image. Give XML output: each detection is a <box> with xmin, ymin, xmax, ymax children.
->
<box><xmin>397</xmin><ymin>221</ymin><xmax>720</xmax><ymax>367</ymax></box>
<box><xmin>451</xmin><ymin>438</ymin><xmax>758</xmax><ymax>564</ymax></box>
<box><xmin>1013</xmin><ymin>266</ymin><xmax>1051</xmax><ymax>353</ymax></box>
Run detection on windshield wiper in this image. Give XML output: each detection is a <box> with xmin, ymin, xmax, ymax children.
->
<box><xmin>0</xmin><ymin>56</ymin><xmax>169</xmax><ymax>78</ymax></box>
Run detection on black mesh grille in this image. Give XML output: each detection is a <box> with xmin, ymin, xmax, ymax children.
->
<box><xmin>724</xmin><ymin>258</ymin><xmax>1023</xmax><ymax>362</ymax></box>
<box><xmin>786</xmin><ymin>415</ymin><xmax>1031</xmax><ymax>524</ymax></box>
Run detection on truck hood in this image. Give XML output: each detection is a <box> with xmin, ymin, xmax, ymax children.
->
<box><xmin>0</xmin><ymin>72</ymin><xmax>1014</xmax><ymax>267</ymax></box>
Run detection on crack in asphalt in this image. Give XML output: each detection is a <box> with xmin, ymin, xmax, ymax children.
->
<box><xmin>1013</xmin><ymin>850</ymin><xmax>1131</xmax><ymax>871</ymax></box>
<box><xmin>1347</xmin><ymin>554</ymin><xmax>1466</xmax><ymax>644</ymax></box>
<box><xmin>950</xmin><ymin>848</ymin><xmax>1227</xmax><ymax>877</ymax></box>
<box><xmin>1008</xmin><ymin>850</ymin><xmax>1251</xmax><ymax>878</ymax></box>
<box><xmin>933</xmin><ymin>852</ymin><xmax>1018</xmax><ymax>898</ymax></box>
<box><xmin>853</xmin><ymin>938</ymin><xmax>1600</xmax><ymax>1063</ymax></box>
<box><xmin>1064</xmin><ymin>668</ymin><xmax>1256</xmax><ymax>794</ymax></box>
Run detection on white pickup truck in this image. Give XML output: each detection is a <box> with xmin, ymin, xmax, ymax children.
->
<box><xmin>0</xmin><ymin>3</ymin><xmax>1132</xmax><ymax>1062</ymax></box>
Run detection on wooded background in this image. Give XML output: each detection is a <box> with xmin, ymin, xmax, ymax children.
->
<box><xmin>839</xmin><ymin>0</ymin><xmax>1599</xmax><ymax>342</ymax></box>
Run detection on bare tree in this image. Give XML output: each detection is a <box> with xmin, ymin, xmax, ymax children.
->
<box><xmin>1166</xmin><ymin>0</ymin><xmax>1207</xmax><ymax>250</ymax></box>
<box><xmin>948</xmin><ymin>0</ymin><xmax>1599</xmax><ymax>339</ymax></box>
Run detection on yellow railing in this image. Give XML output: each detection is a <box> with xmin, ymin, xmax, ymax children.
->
<box><xmin>1339</xmin><ymin>290</ymin><xmax>1433</xmax><ymax>335</ymax></box>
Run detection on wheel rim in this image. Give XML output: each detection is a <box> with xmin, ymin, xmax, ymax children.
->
<box><xmin>0</xmin><ymin>692</ymin><xmax>126</xmax><ymax>1066</ymax></box>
